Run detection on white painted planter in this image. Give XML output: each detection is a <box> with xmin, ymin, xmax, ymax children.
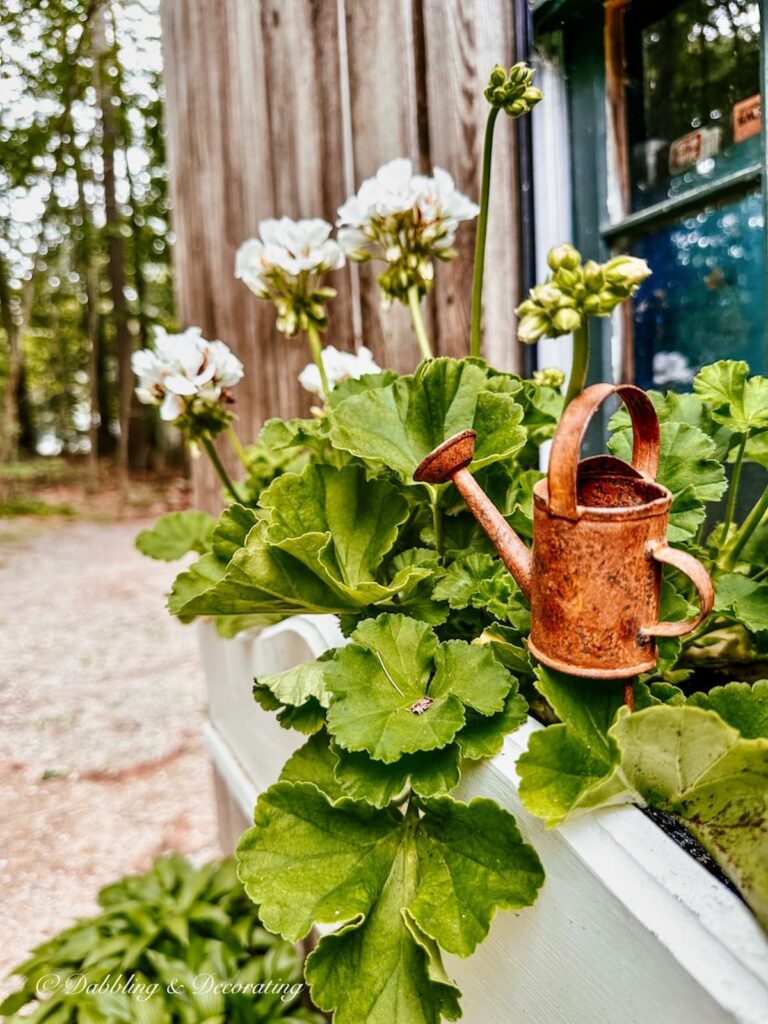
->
<box><xmin>198</xmin><ymin>617</ymin><xmax>768</xmax><ymax>1024</ymax></box>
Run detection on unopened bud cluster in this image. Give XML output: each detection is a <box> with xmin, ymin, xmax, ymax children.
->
<box><xmin>484</xmin><ymin>63</ymin><xmax>542</xmax><ymax>117</ymax></box>
<box><xmin>516</xmin><ymin>244</ymin><xmax>651</xmax><ymax>344</ymax></box>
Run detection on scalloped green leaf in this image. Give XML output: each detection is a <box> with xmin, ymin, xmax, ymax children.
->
<box><xmin>432</xmin><ymin>552</ymin><xmax>530</xmax><ymax>628</ymax></box>
<box><xmin>694</xmin><ymin>360</ymin><xmax>768</xmax><ymax>434</ymax></box>
<box><xmin>517</xmin><ymin>668</ymin><xmax>655</xmax><ymax>825</ymax></box>
<box><xmin>238</xmin><ymin>783</ymin><xmax>543</xmax><ymax>1023</ymax></box>
<box><xmin>687</xmin><ymin>680</ymin><xmax>768</xmax><ymax>739</ymax></box>
<box><xmin>609</xmin><ymin>420</ymin><xmax>726</xmax><ymax>540</ymax></box>
<box><xmin>333</xmin><ymin>744</ymin><xmax>462</xmax><ymax>808</ymax></box>
<box><xmin>455</xmin><ymin>687</ymin><xmax>529</xmax><ymax>760</ymax></box>
<box><xmin>715</xmin><ymin>573</ymin><xmax>768</xmax><ymax>634</ymax></box>
<box><xmin>279</xmin><ymin>731</ymin><xmax>346</xmax><ymax>801</ymax></box>
<box><xmin>260</xmin><ymin>463</ymin><xmax>409</xmax><ymax>588</ymax></box>
<box><xmin>325</xmin><ymin>615</ymin><xmax>512</xmax><ymax>762</ymax></box>
<box><xmin>135</xmin><ymin>510</ymin><xmax>216</xmax><ymax>561</ymax></box>
<box><xmin>611</xmin><ymin>705</ymin><xmax>768</xmax><ymax>927</ymax></box>
<box><xmin>328</xmin><ymin>357</ymin><xmax>526</xmax><ymax>481</ymax></box>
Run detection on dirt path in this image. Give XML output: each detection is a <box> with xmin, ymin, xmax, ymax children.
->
<box><xmin>0</xmin><ymin>517</ymin><xmax>220</xmax><ymax>989</ymax></box>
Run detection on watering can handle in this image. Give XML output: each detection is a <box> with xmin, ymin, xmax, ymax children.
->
<box><xmin>641</xmin><ymin>544</ymin><xmax>715</xmax><ymax>638</ymax></box>
<box><xmin>548</xmin><ymin>383</ymin><xmax>661</xmax><ymax>521</ymax></box>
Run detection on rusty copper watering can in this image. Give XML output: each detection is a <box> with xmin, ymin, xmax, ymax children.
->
<box><xmin>414</xmin><ymin>382</ymin><xmax>714</xmax><ymax>680</ymax></box>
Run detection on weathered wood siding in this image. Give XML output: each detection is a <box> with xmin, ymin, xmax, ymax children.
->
<box><xmin>160</xmin><ymin>0</ymin><xmax>522</xmax><ymax>511</ymax></box>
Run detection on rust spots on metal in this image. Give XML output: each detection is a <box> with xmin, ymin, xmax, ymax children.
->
<box><xmin>413</xmin><ymin>383</ymin><xmax>715</xmax><ymax>689</ymax></box>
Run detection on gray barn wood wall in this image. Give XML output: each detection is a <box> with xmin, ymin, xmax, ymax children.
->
<box><xmin>160</xmin><ymin>0</ymin><xmax>522</xmax><ymax>510</ymax></box>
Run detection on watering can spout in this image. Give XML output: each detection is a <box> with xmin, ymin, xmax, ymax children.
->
<box><xmin>413</xmin><ymin>430</ymin><xmax>532</xmax><ymax>599</ymax></box>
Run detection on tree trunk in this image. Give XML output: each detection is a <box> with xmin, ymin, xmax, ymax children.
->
<box><xmin>94</xmin><ymin>3</ymin><xmax>132</xmax><ymax>477</ymax></box>
<box><xmin>0</xmin><ymin>251</ymin><xmax>34</xmax><ymax>462</ymax></box>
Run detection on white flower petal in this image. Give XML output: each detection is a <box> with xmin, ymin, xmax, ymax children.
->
<box><xmin>159</xmin><ymin>392</ymin><xmax>184</xmax><ymax>421</ymax></box>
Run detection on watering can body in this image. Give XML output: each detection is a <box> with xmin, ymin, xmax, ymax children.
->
<box><xmin>414</xmin><ymin>383</ymin><xmax>714</xmax><ymax>679</ymax></box>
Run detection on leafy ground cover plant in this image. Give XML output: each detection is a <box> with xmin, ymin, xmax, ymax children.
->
<box><xmin>133</xmin><ymin>62</ymin><xmax>768</xmax><ymax>1023</ymax></box>
<box><xmin>0</xmin><ymin>855</ymin><xmax>324</xmax><ymax>1024</ymax></box>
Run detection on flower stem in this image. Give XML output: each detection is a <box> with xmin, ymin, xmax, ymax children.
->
<box><xmin>201</xmin><ymin>436</ymin><xmax>241</xmax><ymax>504</ymax></box>
<box><xmin>724</xmin><ymin>479</ymin><xmax>768</xmax><ymax>569</ymax></box>
<box><xmin>564</xmin><ymin>318</ymin><xmax>591</xmax><ymax>406</ymax></box>
<box><xmin>226</xmin><ymin>424</ymin><xmax>249</xmax><ymax>469</ymax></box>
<box><xmin>717</xmin><ymin>433</ymin><xmax>747</xmax><ymax>555</ymax></box>
<box><xmin>429</xmin><ymin>485</ymin><xmax>443</xmax><ymax>558</ymax></box>
<box><xmin>306</xmin><ymin>322</ymin><xmax>330</xmax><ymax>400</ymax></box>
<box><xmin>407</xmin><ymin>285</ymin><xmax>433</xmax><ymax>361</ymax></box>
<box><xmin>470</xmin><ymin>106</ymin><xmax>499</xmax><ymax>359</ymax></box>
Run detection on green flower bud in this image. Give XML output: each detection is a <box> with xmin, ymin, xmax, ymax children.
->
<box><xmin>489</xmin><ymin>64</ymin><xmax>506</xmax><ymax>87</ymax></box>
<box><xmin>484</xmin><ymin>62</ymin><xmax>542</xmax><ymax>117</ymax></box>
<box><xmin>583</xmin><ymin>294</ymin><xmax>602</xmax><ymax>315</ymax></box>
<box><xmin>517</xmin><ymin>312</ymin><xmax>549</xmax><ymax>344</ymax></box>
<box><xmin>552</xmin><ymin>307</ymin><xmax>583</xmax><ymax>334</ymax></box>
<box><xmin>554</xmin><ymin>267</ymin><xmax>581</xmax><ymax>292</ymax></box>
<box><xmin>533</xmin><ymin>282</ymin><xmax>566</xmax><ymax>309</ymax></box>
<box><xmin>583</xmin><ymin>260</ymin><xmax>604</xmax><ymax>292</ymax></box>
<box><xmin>547</xmin><ymin>243</ymin><xmax>581</xmax><ymax>272</ymax></box>
<box><xmin>603</xmin><ymin>255</ymin><xmax>651</xmax><ymax>290</ymax></box>
<box><xmin>533</xmin><ymin>367</ymin><xmax>566</xmax><ymax>389</ymax></box>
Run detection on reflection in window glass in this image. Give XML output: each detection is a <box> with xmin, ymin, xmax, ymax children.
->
<box><xmin>626</xmin><ymin>0</ymin><xmax>761</xmax><ymax>211</ymax></box>
<box><xmin>630</xmin><ymin>191</ymin><xmax>764</xmax><ymax>388</ymax></box>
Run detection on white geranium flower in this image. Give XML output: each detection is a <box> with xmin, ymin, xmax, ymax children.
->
<box><xmin>132</xmin><ymin>327</ymin><xmax>244</xmax><ymax>432</ymax></box>
<box><xmin>235</xmin><ymin>218</ymin><xmax>345</xmax><ymax>338</ymax></box>
<box><xmin>298</xmin><ymin>345</ymin><xmax>381</xmax><ymax>396</ymax></box>
<box><xmin>337</xmin><ymin>158</ymin><xmax>478</xmax><ymax>304</ymax></box>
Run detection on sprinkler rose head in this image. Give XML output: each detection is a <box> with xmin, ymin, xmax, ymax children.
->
<box><xmin>414</xmin><ymin>429</ymin><xmax>476</xmax><ymax>484</ymax></box>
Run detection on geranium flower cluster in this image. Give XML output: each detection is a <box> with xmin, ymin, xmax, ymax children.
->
<box><xmin>298</xmin><ymin>344</ymin><xmax>381</xmax><ymax>397</ymax></box>
<box><xmin>235</xmin><ymin>218</ymin><xmax>345</xmax><ymax>337</ymax></box>
<box><xmin>132</xmin><ymin>326</ymin><xmax>244</xmax><ymax>438</ymax></box>
<box><xmin>337</xmin><ymin>157</ymin><xmax>479</xmax><ymax>306</ymax></box>
<box><xmin>516</xmin><ymin>244</ymin><xmax>651</xmax><ymax>344</ymax></box>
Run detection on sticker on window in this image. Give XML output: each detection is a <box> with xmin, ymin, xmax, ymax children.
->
<box><xmin>668</xmin><ymin>127</ymin><xmax>722</xmax><ymax>174</ymax></box>
<box><xmin>733</xmin><ymin>94</ymin><xmax>761</xmax><ymax>144</ymax></box>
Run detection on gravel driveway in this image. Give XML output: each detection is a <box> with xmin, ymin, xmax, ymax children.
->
<box><xmin>0</xmin><ymin>517</ymin><xmax>220</xmax><ymax>990</ymax></box>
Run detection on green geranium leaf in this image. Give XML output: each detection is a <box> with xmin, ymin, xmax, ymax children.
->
<box><xmin>517</xmin><ymin>667</ymin><xmax>654</xmax><ymax>825</ymax></box>
<box><xmin>135</xmin><ymin>510</ymin><xmax>216</xmax><ymax>561</ymax></box>
<box><xmin>325</xmin><ymin>370</ymin><xmax>399</xmax><ymax>408</ymax></box>
<box><xmin>455</xmin><ymin>686</ymin><xmax>528</xmax><ymax>760</ymax></box>
<box><xmin>611</xmin><ymin>705</ymin><xmax>768</xmax><ymax>928</ymax></box>
<box><xmin>694</xmin><ymin>360</ymin><xmax>768</xmax><ymax>434</ymax></box>
<box><xmin>609</xmin><ymin>420</ymin><xmax>726</xmax><ymax>538</ymax></box>
<box><xmin>211</xmin><ymin>503</ymin><xmax>261</xmax><ymax>560</ymax></box>
<box><xmin>238</xmin><ymin>783</ymin><xmax>543</xmax><ymax>1023</ymax></box>
<box><xmin>253</xmin><ymin>656</ymin><xmax>336</xmax><ymax>735</ymax></box>
<box><xmin>167</xmin><ymin>504</ymin><xmax>261</xmax><ymax>620</ymax></box>
<box><xmin>279</xmin><ymin>731</ymin><xmax>347</xmax><ymax>801</ymax></box>
<box><xmin>261</xmin><ymin>464</ymin><xmax>409</xmax><ymax>587</ymax></box>
<box><xmin>257</xmin><ymin>658</ymin><xmax>333</xmax><ymax>710</ymax></box>
<box><xmin>334</xmin><ymin>744</ymin><xmax>462</xmax><ymax>808</ymax></box>
<box><xmin>433</xmin><ymin>552</ymin><xmax>530</xmax><ymax>629</ymax></box>
<box><xmin>259</xmin><ymin>415</ymin><xmax>329</xmax><ymax>454</ymax></box>
<box><xmin>169</xmin><ymin>468</ymin><xmax>434</xmax><ymax>618</ymax></box>
<box><xmin>715</xmin><ymin>573</ymin><xmax>768</xmax><ymax>634</ymax></box>
<box><xmin>687</xmin><ymin>680</ymin><xmax>768</xmax><ymax>739</ymax></box>
<box><xmin>168</xmin><ymin>552</ymin><xmax>227</xmax><ymax>620</ymax></box>
<box><xmin>325</xmin><ymin>615</ymin><xmax>512</xmax><ymax>762</ymax></box>
<box><xmin>328</xmin><ymin>357</ymin><xmax>526</xmax><ymax>481</ymax></box>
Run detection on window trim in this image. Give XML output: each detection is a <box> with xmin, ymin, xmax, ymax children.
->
<box><xmin>533</xmin><ymin>0</ymin><xmax>768</xmax><ymax>377</ymax></box>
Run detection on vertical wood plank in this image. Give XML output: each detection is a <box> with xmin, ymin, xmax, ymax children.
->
<box><xmin>343</xmin><ymin>0</ymin><xmax>435</xmax><ymax>374</ymax></box>
<box><xmin>161</xmin><ymin>0</ymin><xmax>352</xmax><ymax>511</ymax></box>
<box><xmin>259</xmin><ymin>0</ymin><xmax>355</xmax><ymax>349</ymax></box>
<box><xmin>421</xmin><ymin>0</ymin><xmax>521</xmax><ymax>371</ymax></box>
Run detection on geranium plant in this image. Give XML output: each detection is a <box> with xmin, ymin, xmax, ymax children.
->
<box><xmin>134</xmin><ymin>62</ymin><xmax>768</xmax><ymax>1023</ymax></box>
